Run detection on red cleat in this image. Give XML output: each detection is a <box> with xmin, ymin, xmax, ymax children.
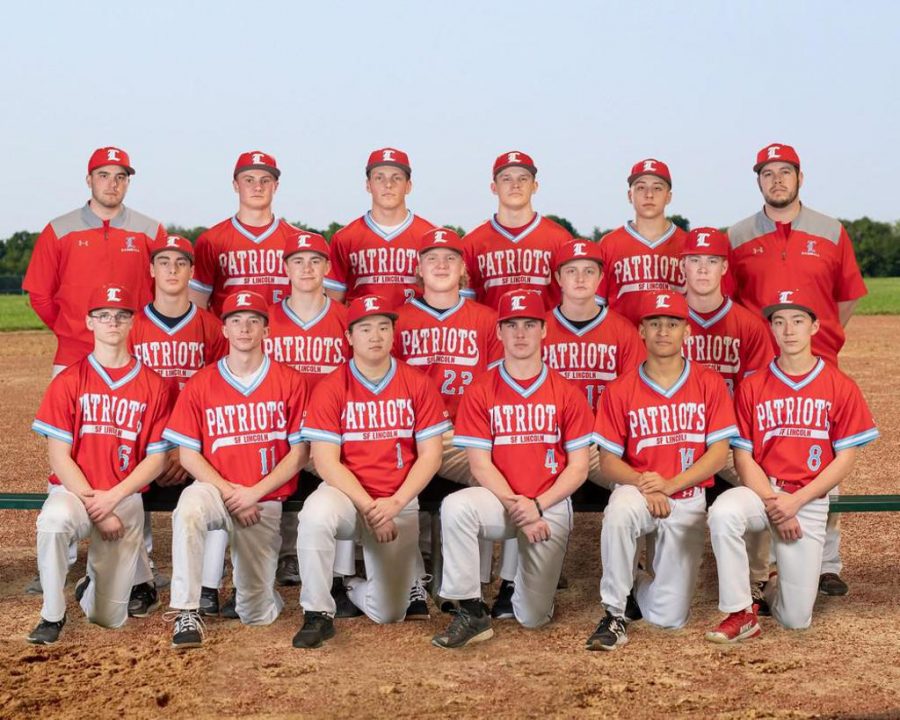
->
<box><xmin>706</xmin><ymin>604</ymin><xmax>761</xmax><ymax>644</ymax></box>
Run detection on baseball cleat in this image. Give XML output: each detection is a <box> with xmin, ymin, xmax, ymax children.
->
<box><xmin>624</xmin><ymin>591</ymin><xmax>642</xmax><ymax>624</ymax></box>
<box><xmin>405</xmin><ymin>576</ymin><xmax>431</xmax><ymax>621</ymax></box>
<box><xmin>586</xmin><ymin>612</ymin><xmax>628</xmax><ymax>651</ymax></box>
<box><xmin>220</xmin><ymin>589</ymin><xmax>239</xmax><ymax>619</ymax></box>
<box><xmin>292</xmin><ymin>611</ymin><xmax>335</xmax><ymax>649</ymax></box>
<box><xmin>198</xmin><ymin>586</ymin><xmax>220</xmax><ymax>617</ymax></box>
<box><xmin>276</xmin><ymin>555</ymin><xmax>301</xmax><ymax>587</ymax></box>
<box><xmin>169</xmin><ymin>610</ymin><xmax>205</xmax><ymax>650</ymax></box>
<box><xmin>490</xmin><ymin>579</ymin><xmax>515</xmax><ymax>620</ymax></box>
<box><xmin>331</xmin><ymin>578</ymin><xmax>362</xmax><ymax>619</ymax></box>
<box><xmin>818</xmin><ymin>573</ymin><xmax>849</xmax><ymax>596</ymax></box>
<box><xmin>74</xmin><ymin>575</ymin><xmax>91</xmax><ymax>603</ymax></box>
<box><xmin>705</xmin><ymin>605</ymin><xmax>761</xmax><ymax>644</ymax></box>
<box><xmin>432</xmin><ymin>602</ymin><xmax>493</xmax><ymax>649</ymax></box>
<box><xmin>751</xmin><ymin>581</ymin><xmax>771</xmax><ymax>616</ymax></box>
<box><xmin>25</xmin><ymin>575</ymin><xmax>43</xmax><ymax>595</ymax></box>
<box><xmin>128</xmin><ymin>582</ymin><xmax>160</xmax><ymax>618</ymax></box>
<box><xmin>27</xmin><ymin>615</ymin><xmax>66</xmax><ymax>645</ymax></box>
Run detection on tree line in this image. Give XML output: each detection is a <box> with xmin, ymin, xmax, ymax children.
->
<box><xmin>1</xmin><ymin>215</ymin><xmax>899</xmax><ymax>290</ymax></box>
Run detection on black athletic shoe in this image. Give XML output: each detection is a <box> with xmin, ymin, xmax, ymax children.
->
<box><xmin>220</xmin><ymin>588</ymin><xmax>239</xmax><ymax>619</ymax></box>
<box><xmin>128</xmin><ymin>582</ymin><xmax>160</xmax><ymax>618</ymax></box>
<box><xmin>292</xmin><ymin>611</ymin><xmax>335</xmax><ymax>649</ymax></box>
<box><xmin>432</xmin><ymin>602</ymin><xmax>493</xmax><ymax>649</ymax></box>
<box><xmin>586</xmin><ymin>611</ymin><xmax>628</xmax><ymax>651</ymax></box>
<box><xmin>819</xmin><ymin>573</ymin><xmax>849</xmax><ymax>596</ymax></box>
<box><xmin>199</xmin><ymin>586</ymin><xmax>220</xmax><ymax>617</ymax></box>
<box><xmin>74</xmin><ymin>575</ymin><xmax>90</xmax><ymax>603</ymax></box>
<box><xmin>27</xmin><ymin>615</ymin><xmax>66</xmax><ymax>645</ymax></box>
<box><xmin>490</xmin><ymin>579</ymin><xmax>515</xmax><ymax>620</ymax></box>
<box><xmin>405</xmin><ymin>576</ymin><xmax>431</xmax><ymax>621</ymax></box>
<box><xmin>169</xmin><ymin>610</ymin><xmax>205</xmax><ymax>650</ymax></box>
<box><xmin>751</xmin><ymin>581</ymin><xmax>771</xmax><ymax>616</ymax></box>
<box><xmin>624</xmin><ymin>591</ymin><xmax>642</xmax><ymax>624</ymax></box>
<box><xmin>332</xmin><ymin>578</ymin><xmax>362</xmax><ymax>619</ymax></box>
<box><xmin>276</xmin><ymin>555</ymin><xmax>301</xmax><ymax>587</ymax></box>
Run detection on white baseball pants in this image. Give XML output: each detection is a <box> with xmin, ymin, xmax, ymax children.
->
<box><xmin>297</xmin><ymin>484</ymin><xmax>419</xmax><ymax>623</ymax></box>
<box><xmin>708</xmin><ymin>485</ymin><xmax>828</xmax><ymax>630</ymax></box>
<box><xmin>719</xmin><ymin>450</ymin><xmax>772</xmax><ymax>584</ymax></box>
<box><xmin>440</xmin><ymin>487</ymin><xmax>572</xmax><ymax>629</ymax></box>
<box><xmin>170</xmin><ymin>482</ymin><xmax>284</xmax><ymax>625</ymax></box>
<box><xmin>600</xmin><ymin>484</ymin><xmax>707</xmax><ymax>629</ymax></box>
<box><xmin>37</xmin><ymin>485</ymin><xmax>144</xmax><ymax>627</ymax></box>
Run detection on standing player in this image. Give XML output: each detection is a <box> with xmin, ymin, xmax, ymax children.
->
<box><xmin>462</xmin><ymin>152</ymin><xmax>572</xmax><ymax>311</ymax></box>
<box><xmin>432</xmin><ymin>290</ymin><xmax>593</xmax><ymax>649</ymax></box>
<box><xmin>393</xmin><ymin>227</ymin><xmax>503</xmax><ymax>612</ymax></box>
<box><xmin>587</xmin><ymin>290</ymin><xmax>737</xmax><ymax>651</ymax></box>
<box><xmin>596</xmin><ymin>159</ymin><xmax>687</xmax><ymax>326</ymax></box>
<box><xmin>680</xmin><ymin>227</ymin><xmax>774</xmax><ymax>608</ymax></box>
<box><xmin>189</xmin><ymin>151</ymin><xmax>296</xmax><ymax>316</ymax></box>
<box><xmin>128</xmin><ymin>234</ymin><xmax>228</xmax><ymax>617</ymax></box>
<box><xmin>706</xmin><ymin>290</ymin><xmax>878</xmax><ymax>641</ymax></box>
<box><xmin>24</xmin><ymin>146</ymin><xmax>164</xmax><ymax>374</ymax></box>
<box><xmin>728</xmin><ymin>143</ymin><xmax>868</xmax><ymax>596</ymax></box>
<box><xmin>27</xmin><ymin>284</ymin><xmax>174</xmax><ymax>644</ymax></box>
<box><xmin>293</xmin><ymin>295</ymin><xmax>451</xmax><ymax>649</ymax></box>
<box><xmin>163</xmin><ymin>291</ymin><xmax>309</xmax><ymax>650</ymax></box>
<box><xmin>324</xmin><ymin>148</ymin><xmax>434</xmax><ymax>307</ymax></box>
<box><xmin>263</xmin><ymin>230</ymin><xmax>356</xmax><ymax>609</ymax></box>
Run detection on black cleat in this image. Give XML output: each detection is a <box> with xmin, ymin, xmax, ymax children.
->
<box><xmin>751</xmin><ymin>581</ymin><xmax>771</xmax><ymax>616</ymax></box>
<box><xmin>276</xmin><ymin>555</ymin><xmax>301</xmax><ymax>587</ymax></box>
<box><xmin>220</xmin><ymin>589</ymin><xmax>239</xmax><ymax>619</ymax></box>
<box><xmin>169</xmin><ymin>610</ymin><xmax>205</xmax><ymax>650</ymax></box>
<box><xmin>292</xmin><ymin>611</ymin><xmax>335</xmax><ymax>649</ymax></box>
<box><xmin>199</xmin><ymin>586</ymin><xmax>220</xmax><ymax>617</ymax></box>
<box><xmin>624</xmin><ymin>591</ymin><xmax>642</xmax><ymax>624</ymax></box>
<box><xmin>586</xmin><ymin>611</ymin><xmax>628</xmax><ymax>651</ymax></box>
<box><xmin>332</xmin><ymin>578</ymin><xmax>362</xmax><ymax>618</ymax></box>
<box><xmin>128</xmin><ymin>582</ymin><xmax>160</xmax><ymax>618</ymax></box>
<box><xmin>405</xmin><ymin>576</ymin><xmax>430</xmax><ymax>621</ymax></box>
<box><xmin>74</xmin><ymin>575</ymin><xmax>90</xmax><ymax>603</ymax></box>
<box><xmin>819</xmin><ymin>573</ymin><xmax>849</xmax><ymax>596</ymax></box>
<box><xmin>27</xmin><ymin>615</ymin><xmax>66</xmax><ymax>645</ymax></box>
<box><xmin>432</xmin><ymin>601</ymin><xmax>493</xmax><ymax>649</ymax></box>
<box><xmin>490</xmin><ymin>579</ymin><xmax>515</xmax><ymax>620</ymax></box>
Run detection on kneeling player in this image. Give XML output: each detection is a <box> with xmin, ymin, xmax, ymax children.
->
<box><xmin>294</xmin><ymin>295</ymin><xmax>451</xmax><ymax>648</ymax></box>
<box><xmin>163</xmin><ymin>291</ymin><xmax>309</xmax><ymax>649</ymax></box>
<box><xmin>28</xmin><ymin>285</ymin><xmax>174</xmax><ymax>644</ymax></box>
<box><xmin>432</xmin><ymin>290</ymin><xmax>592</xmax><ymax>649</ymax></box>
<box><xmin>587</xmin><ymin>291</ymin><xmax>736</xmax><ymax>651</ymax></box>
<box><xmin>706</xmin><ymin>290</ymin><xmax>878</xmax><ymax>641</ymax></box>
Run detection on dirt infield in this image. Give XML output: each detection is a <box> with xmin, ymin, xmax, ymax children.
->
<box><xmin>1</xmin><ymin>320</ymin><xmax>899</xmax><ymax>720</ymax></box>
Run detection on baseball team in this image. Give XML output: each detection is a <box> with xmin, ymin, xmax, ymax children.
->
<box><xmin>21</xmin><ymin>143</ymin><xmax>878</xmax><ymax>653</ymax></box>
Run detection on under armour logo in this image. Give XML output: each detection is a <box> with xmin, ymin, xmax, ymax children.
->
<box><xmin>166</xmin><ymin>236</ymin><xmax>180</xmax><ymax>247</ymax></box>
<box><xmin>778</xmin><ymin>290</ymin><xmax>794</xmax><ymax>303</ymax></box>
<box><xmin>236</xmin><ymin>293</ymin><xmax>252</xmax><ymax>307</ymax></box>
<box><xmin>806</xmin><ymin>240</ymin><xmax>816</xmax><ymax>253</ymax></box>
<box><xmin>695</xmin><ymin>232</ymin><xmax>711</xmax><ymax>247</ymax></box>
<box><xmin>78</xmin><ymin>240</ymin><xmax>89</xmax><ymax>247</ymax></box>
<box><xmin>382</xmin><ymin>149</ymin><xmax>395</xmax><ymax>161</ymax></box>
<box><xmin>106</xmin><ymin>148</ymin><xmax>120</xmax><ymax>162</ymax></box>
<box><xmin>363</xmin><ymin>297</ymin><xmax>380</xmax><ymax>312</ymax></box>
<box><xmin>573</xmin><ymin>242</ymin><xmax>587</xmax><ymax>256</ymax></box>
<box><xmin>643</xmin><ymin>160</ymin><xmax>657</xmax><ymax>172</ymax></box>
<box><xmin>106</xmin><ymin>287</ymin><xmax>122</xmax><ymax>302</ymax></box>
<box><xmin>507</xmin><ymin>152</ymin><xmax>521</xmax><ymax>164</ymax></box>
<box><xmin>432</xmin><ymin>230</ymin><xmax>447</xmax><ymax>244</ymax></box>
<box><xmin>251</xmin><ymin>152</ymin><xmax>265</xmax><ymax>165</ymax></box>
<box><xmin>767</xmin><ymin>145</ymin><xmax>782</xmax><ymax>159</ymax></box>
<box><xmin>510</xmin><ymin>295</ymin><xmax>527</xmax><ymax>311</ymax></box>
<box><xmin>655</xmin><ymin>294</ymin><xmax>671</xmax><ymax>309</ymax></box>
<box><xmin>296</xmin><ymin>234</ymin><xmax>312</xmax><ymax>248</ymax></box>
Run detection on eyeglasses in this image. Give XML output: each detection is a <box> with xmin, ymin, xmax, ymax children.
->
<box><xmin>90</xmin><ymin>311</ymin><xmax>133</xmax><ymax>325</ymax></box>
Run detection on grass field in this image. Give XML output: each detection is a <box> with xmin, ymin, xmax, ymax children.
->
<box><xmin>1</xmin><ymin>278</ymin><xmax>899</xmax><ymax>331</ymax></box>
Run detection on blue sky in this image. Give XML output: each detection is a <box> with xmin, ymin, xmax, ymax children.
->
<box><xmin>2</xmin><ymin>1</ymin><xmax>897</xmax><ymax>238</ymax></box>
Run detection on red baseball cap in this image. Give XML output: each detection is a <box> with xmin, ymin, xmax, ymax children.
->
<box><xmin>497</xmin><ymin>290</ymin><xmax>546</xmax><ymax>323</ymax></box>
<box><xmin>234</xmin><ymin>150</ymin><xmax>281</xmax><ymax>179</ymax></box>
<box><xmin>762</xmin><ymin>288</ymin><xmax>817</xmax><ymax>320</ymax></box>
<box><xmin>639</xmin><ymin>290</ymin><xmax>689</xmax><ymax>321</ymax></box>
<box><xmin>628</xmin><ymin>158</ymin><xmax>671</xmax><ymax>187</ymax></box>
<box><xmin>419</xmin><ymin>227</ymin><xmax>464</xmax><ymax>255</ymax></box>
<box><xmin>681</xmin><ymin>227</ymin><xmax>730</xmax><ymax>257</ymax></box>
<box><xmin>221</xmin><ymin>291</ymin><xmax>269</xmax><ymax>321</ymax></box>
<box><xmin>88</xmin><ymin>147</ymin><xmax>135</xmax><ymax>176</ymax></box>
<box><xmin>347</xmin><ymin>294</ymin><xmax>398</xmax><ymax>327</ymax></box>
<box><xmin>283</xmin><ymin>231</ymin><xmax>330</xmax><ymax>262</ymax></box>
<box><xmin>151</xmin><ymin>234</ymin><xmax>194</xmax><ymax>261</ymax></box>
<box><xmin>88</xmin><ymin>284</ymin><xmax>136</xmax><ymax>313</ymax></box>
<box><xmin>554</xmin><ymin>239</ymin><xmax>603</xmax><ymax>272</ymax></box>
<box><xmin>753</xmin><ymin>143</ymin><xmax>801</xmax><ymax>173</ymax></box>
<box><xmin>493</xmin><ymin>150</ymin><xmax>537</xmax><ymax>177</ymax></box>
<box><xmin>366</xmin><ymin>147</ymin><xmax>411</xmax><ymax>176</ymax></box>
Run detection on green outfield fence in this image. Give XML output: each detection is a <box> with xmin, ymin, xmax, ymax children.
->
<box><xmin>0</xmin><ymin>276</ymin><xmax>23</xmax><ymax>293</ymax></box>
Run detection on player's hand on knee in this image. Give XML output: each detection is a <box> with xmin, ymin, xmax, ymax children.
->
<box><xmin>234</xmin><ymin>506</ymin><xmax>261</xmax><ymax>528</ymax></box>
<box><xmin>508</xmin><ymin>495</ymin><xmax>541</xmax><ymax>527</ymax></box>
<box><xmin>365</xmin><ymin>496</ymin><xmax>402</xmax><ymax>528</ymax></box>
<box><xmin>224</xmin><ymin>485</ymin><xmax>261</xmax><ymax>515</ymax></box>
<box><xmin>523</xmin><ymin>519</ymin><xmax>551</xmax><ymax>543</ymax></box>
<box><xmin>764</xmin><ymin>494</ymin><xmax>801</xmax><ymax>525</ymax></box>
<box><xmin>83</xmin><ymin>489</ymin><xmax>121</xmax><ymax>524</ymax></box>
<box><xmin>637</xmin><ymin>472</ymin><xmax>668</xmax><ymax>496</ymax></box>
<box><xmin>372</xmin><ymin>519</ymin><xmax>398</xmax><ymax>544</ymax></box>
<box><xmin>644</xmin><ymin>492</ymin><xmax>671</xmax><ymax>518</ymax></box>
<box><xmin>774</xmin><ymin>516</ymin><xmax>803</xmax><ymax>541</ymax></box>
<box><xmin>95</xmin><ymin>514</ymin><xmax>125</xmax><ymax>541</ymax></box>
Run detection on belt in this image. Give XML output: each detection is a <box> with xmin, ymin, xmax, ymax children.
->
<box><xmin>670</xmin><ymin>486</ymin><xmax>704</xmax><ymax>500</ymax></box>
<box><xmin>769</xmin><ymin>477</ymin><xmax>804</xmax><ymax>494</ymax></box>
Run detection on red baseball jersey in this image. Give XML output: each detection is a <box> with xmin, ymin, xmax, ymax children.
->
<box><xmin>23</xmin><ymin>204</ymin><xmax>165</xmax><ymax>366</ymax></box>
<box><xmin>454</xmin><ymin>363</ymin><xmax>594</xmax><ymax>499</ymax></box>
<box><xmin>301</xmin><ymin>358</ymin><xmax>452</xmax><ymax>498</ymax></box>
<box><xmin>542</xmin><ymin>306</ymin><xmax>646</xmax><ymax>411</ymax></box>
<box><xmin>191</xmin><ymin>216</ymin><xmax>298</xmax><ymax>316</ymax></box>
<box><xmin>163</xmin><ymin>357</ymin><xmax>309</xmax><ymax>501</ymax></box>
<box><xmin>683</xmin><ymin>298</ymin><xmax>774</xmax><ymax>395</ymax></box>
<box><xmin>594</xmin><ymin>360</ymin><xmax>738</xmax><ymax>494</ymax></box>
<box><xmin>263</xmin><ymin>298</ymin><xmax>349</xmax><ymax>387</ymax></box>
<box><xmin>732</xmin><ymin>358</ymin><xmax>878</xmax><ymax>492</ymax></box>
<box><xmin>596</xmin><ymin>223</ymin><xmax>688</xmax><ymax>326</ymax></box>
<box><xmin>324</xmin><ymin>212</ymin><xmax>435</xmax><ymax>307</ymax></box>
<box><xmin>129</xmin><ymin>303</ymin><xmax>227</xmax><ymax>390</ymax></box>
<box><xmin>32</xmin><ymin>355</ymin><xmax>175</xmax><ymax>490</ymax></box>
<box><xmin>392</xmin><ymin>297</ymin><xmax>503</xmax><ymax>420</ymax></box>
<box><xmin>461</xmin><ymin>214</ymin><xmax>572</xmax><ymax>310</ymax></box>
<box><xmin>728</xmin><ymin>206</ymin><xmax>867</xmax><ymax>365</ymax></box>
